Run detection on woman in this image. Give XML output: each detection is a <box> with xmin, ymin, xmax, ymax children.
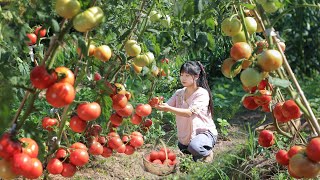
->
<box><xmin>155</xmin><ymin>61</ymin><xmax>218</xmax><ymax>162</ymax></box>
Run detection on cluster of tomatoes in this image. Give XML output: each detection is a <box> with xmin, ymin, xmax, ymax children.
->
<box><xmin>276</xmin><ymin>137</ymin><xmax>320</xmax><ymax>179</ymax></box>
<box><xmin>30</xmin><ymin>66</ymin><xmax>76</xmax><ymax>108</ymax></box>
<box><xmin>26</xmin><ymin>26</ymin><xmax>47</xmax><ymax>46</ymax></box>
<box><xmin>258</xmin><ymin>130</ymin><xmax>320</xmax><ymax>178</ymax></box>
<box><xmin>145</xmin><ymin>148</ymin><xmax>177</xmax><ymax>166</ymax></box>
<box><xmin>0</xmin><ymin>133</ymin><xmax>42</xmax><ymax>179</ymax></box>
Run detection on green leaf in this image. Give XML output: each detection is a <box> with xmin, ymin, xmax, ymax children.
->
<box><xmin>207</xmin><ymin>33</ymin><xmax>215</xmax><ymax>50</ymax></box>
<box><xmin>268</xmin><ymin>76</ymin><xmax>291</xmax><ymax>88</ymax></box>
<box><xmin>205</xmin><ymin>18</ymin><xmax>216</xmax><ymax>30</ymax></box>
<box><xmin>51</xmin><ymin>19</ymin><xmax>60</xmax><ymax>33</ymax></box>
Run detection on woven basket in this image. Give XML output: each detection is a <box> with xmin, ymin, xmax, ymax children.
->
<box><xmin>142</xmin><ymin>153</ymin><xmax>177</xmax><ymax>176</ymax></box>
<box><xmin>142</xmin><ymin>140</ymin><xmax>178</xmax><ymax>176</ymax></box>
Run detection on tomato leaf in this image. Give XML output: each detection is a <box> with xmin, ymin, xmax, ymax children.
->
<box><xmin>51</xmin><ymin>19</ymin><xmax>60</xmax><ymax>33</ymax></box>
<box><xmin>268</xmin><ymin>76</ymin><xmax>291</xmax><ymax>88</ymax></box>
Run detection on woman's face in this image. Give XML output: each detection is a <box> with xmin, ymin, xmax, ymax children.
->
<box><xmin>180</xmin><ymin>72</ymin><xmax>197</xmax><ymax>87</ymax></box>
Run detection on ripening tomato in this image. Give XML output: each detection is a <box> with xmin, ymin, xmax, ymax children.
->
<box><xmin>55</xmin><ymin>0</ymin><xmax>81</xmax><ymax>19</ymax></box>
<box><xmin>94</xmin><ymin>45</ymin><xmax>112</xmax><ymax>62</ymax></box>
<box><xmin>242</xmin><ymin>96</ymin><xmax>259</xmax><ymax>110</ymax></box>
<box><xmin>20</xmin><ymin>138</ymin><xmax>39</xmax><ymax>158</ymax></box>
<box><xmin>0</xmin><ymin>133</ymin><xmax>22</xmax><ymax>160</ymax></box>
<box><xmin>69</xmin><ymin>149</ymin><xmax>89</xmax><ymax>166</ymax></box>
<box><xmin>230</xmin><ymin>42</ymin><xmax>252</xmax><ymax>60</ymax></box>
<box><xmin>24</xmin><ymin>158</ymin><xmax>43</xmax><ymax>179</ymax></box>
<box><xmin>135</xmin><ymin>104</ymin><xmax>152</xmax><ymax>117</ymax></box>
<box><xmin>26</xmin><ymin>33</ymin><xmax>37</xmax><ymax>45</ymax></box>
<box><xmin>47</xmin><ymin>158</ymin><xmax>63</xmax><ymax>175</ymax></box>
<box><xmin>94</xmin><ymin>72</ymin><xmax>102</xmax><ymax>81</ymax></box>
<box><xmin>61</xmin><ymin>163</ymin><xmax>77</xmax><ymax>177</ymax></box>
<box><xmin>70</xmin><ymin>115</ymin><xmax>87</xmax><ymax>133</ymax></box>
<box><xmin>0</xmin><ymin>159</ymin><xmax>17</xmax><ymax>179</ymax></box>
<box><xmin>34</xmin><ymin>26</ymin><xmax>46</xmax><ymax>37</ymax></box>
<box><xmin>275</xmin><ymin>150</ymin><xmax>289</xmax><ymax>166</ymax></box>
<box><xmin>55</xmin><ymin>66</ymin><xmax>75</xmax><ymax>85</ymax></box>
<box><xmin>46</xmin><ymin>82</ymin><xmax>75</xmax><ymax>108</ymax></box>
<box><xmin>77</xmin><ymin>102</ymin><xmax>101</xmax><ymax>121</ymax></box>
<box><xmin>30</xmin><ymin>66</ymin><xmax>57</xmax><ymax>89</ymax></box>
<box><xmin>42</xmin><ymin>117</ymin><xmax>59</xmax><ymax>131</ymax></box>
<box><xmin>112</xmin><ymin>94</ymin><xmax>128</xmax><ymax>110</ymax></box>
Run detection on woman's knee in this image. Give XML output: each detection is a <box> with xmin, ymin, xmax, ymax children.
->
<box><xmin>187</xmin><ymin>141</ymin><xmax>208</xmax><ymax>156</ymax></box>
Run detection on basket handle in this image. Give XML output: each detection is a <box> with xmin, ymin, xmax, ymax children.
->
<box><xmin>159</xmin><ymin>139</ymin><xmax>169</xmax><ymax>163</ymax></box>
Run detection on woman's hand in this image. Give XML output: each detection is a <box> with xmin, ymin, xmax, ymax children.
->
<box><xmin>155</xmin><ymin>103</ymin><xmax>171</xmax><ymax>112</ymax></box>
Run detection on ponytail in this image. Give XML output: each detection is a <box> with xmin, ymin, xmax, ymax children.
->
<box><xmin>196</xmin><ymin>61</ymin><xmax>214</xmax><ymax>117</ymax></box>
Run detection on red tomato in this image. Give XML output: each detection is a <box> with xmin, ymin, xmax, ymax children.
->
<box><xmin>108</xmin><ymin>137</ymin><xmax>123</xmax><ymax>150</ymax></box>
<box><xmin>11</xmin><ymin>153</ymin><xmax>33</xmax><ymax>176</ymax></box>
<box><xmin>55</xmin><ymin>148</ymin><xmax>68</xmax><ymax>159</ymax></box>
<box><xmin>158</xmin><ymin>150</ymin><xmax>166</xmax><ymax>161</ymax></box>
<box><xmin>89</xmin><ymin>141</ymin><xmax>103</xmax><ymax>155</ymax></box>
<box><xmin>112</xmin><ymin>94</ymin><xmax>128</xmax><ymax>110</ymax></box>
<box><xmin>69</xmin><ymin>149</ymin><xmax>89</xmax><ymax>166</ymax></box>
<box><xmin>122</xmin><ymin>135</ymin><xmax>129</xmax><ymax>143</ymax></box>
<box><xmin>135</xmin><ymin>104</ymin><xmax>152</xmax><ymax>117</ymax></box>
<box><xmin>42</xmin><ymin>117</ymin><xmax>58</xmax><ymax>131</ymax></box>
<box><xmin>55</xmin><ymin>66</ymin><xmax>75</xmax><ymax>85</ymax></box>
<box><xmin>101</xmin><ymin>147</ymin><xmax>113</xmax><ymax>158</ymax></box>
<box><xmin>61</xmin><ymin>163</ymin><xmax>76</xmax><ymax>178</ymax></box>
<box><xmin>26</xmin><ymin>33</ymin><xmax>37</xmax><ymax>45</ymax></box>
<box><xmin>47</xmin><ymin>158</ymin><xmax>63</xmax><ymax>175</ymax></box>
<box><xmin>110</xmin><ymin>113</ymin><xmax>123</xmax><ymax>126</ymax></box>
<box><xmin>94</xmin><ymin>72</ymin><xmax>102</xmax><ymax>81</ymax></box>
<box><xmin>20</xmin><ymin>138</ymin><xmax>39</xmax><ymax>158</ymax></box>
<box><xmin>152</xmin><ymin>159</ymin><xmax>163</xmax><ymax>164</ymax></box>
<box><xmin>124</xmin><ymin>145</ymin><xmax>135</xmax><ymax>155</ymax></box>
<box><xmin>30</xmin><ymin>66</ymin><xmax>57</xmax><ymax>89</ymax></box>
<box><xmin>77</xmin><ymin>102</ymin><xmax>101</xmax><ymax>121</ymax></box>
<box><xmin>34</xmin><ymin>26</ymin><xmax>46</xmax><ymax>37</ymax></box>
<box><xmin>131</xmin><ymin>131</ymin><xmax>143</xmax><ymax>137</ymax></box>
<box><xmin>70</xmin><ymin>142</ymin><xmax>88</xmax><ymax>151</ymax></box>
<box><xmin>116</xmin><ymin>103</ymin><xmax>133</xmax><ymax>117</ymax></box>
<box><xmin>116</xmin><ymin>144</ymin><xmax>126</xmax><ymax>153</ymax></box>
<box><xmin>130</xmin><ymin>136</ymin><xmax>144</xmax><ymax>148</ymax></box>
<box><xmin>149</xmin><ymin>151</ymin><xmax>159</xmax><ymax>161</ymax></box>
<box><xmin>0</xmin><ymin>133</ymin><xmax>22</xmax><ymax>160</ymax></box>
<box><xmin>130</xmin><ymin>113</ymin><xmax>142</xmax><ymax>125</ymax></box>
<box><xmin>46</xmin><ymin>82</ymin><xmax>75</xmax><ymax>108</ymax></box>
<box><xmin>24</xmin><ymin>158</ymin><xmax>43</xmax><ymax>179</ymax></box>
<box><xmin>70</xmin><ymin>115</ymin><xmax>87</xmax><ymax>133</ymax></box>
<box><xmin>168</xmin><ymin>152</ymin><xmax>176</xmax><ymax>161</ymax></box>
<box><xmin>144</xmin><ymin>119</ymin><xmax>153</xmax><ymax>127</ymax></box>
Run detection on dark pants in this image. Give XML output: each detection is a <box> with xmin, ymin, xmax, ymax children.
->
<box><xmin>178</xmin><ymin>130</ymin><xmax>217</xmax><ymax>161</ymax></box>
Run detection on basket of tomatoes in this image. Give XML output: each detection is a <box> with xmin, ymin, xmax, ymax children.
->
<box><xmin>143</xmin><ymin>146</ymin><xmax>178</xmax><ymax>176</ymax></box>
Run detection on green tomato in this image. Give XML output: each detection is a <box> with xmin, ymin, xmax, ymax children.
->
<box><xmin>160</xmin><ymin>15</ymin><xmax>171</xmax><ymax>28</ymax></box>
<box><xmin>221</xmin><ymin>17</ymin><xmax>242</xmax><ymax>37</ymax></box>
<box><xmin>262</xmin><ymin>2</ymin><xmax>279</xmax><ymax>13</ymax></box>
<box><xmin>145</xmin><ymin>52</ymin><xmax>155</xmax><ymax>64</ymax></box>
<box><xmin>73</xmin><ymin>6</ymin><xmax>104</xmax><ymax>32</ymax></box>
<box><xmin>55</xmin><ymin>0</ymin><xmax>81</xmax><ymax>19</ymax></box>
<box><xmin>124</xmin><ymin>40</ymin><xmax>141</xmax><ymax>57</ymax></box>
<box><xmin>232</xmin><ymin>31</ymin><xmax>247</xmax><ymax>44</ymax></box>
<box><xmin>149</xmin><ymin>11</ymin><xmax>162</xmax><ymax>22</ymax></box>
<box><xmin>133</xmin><ymin>54</ymin><xmax>149</xmax><ymax>67</ymax></box>
<box><xmin>244</xmin><ymin>17</ymin><xmax>257</xmax><ymax>34</ymax></box>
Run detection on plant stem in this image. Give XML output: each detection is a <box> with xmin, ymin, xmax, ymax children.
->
<box><xmin>237</xmin><ymin>5</ymin><xmax>250</xmax><ymax>45</ymax></box>
<box><xmin>55</xmin><ymin>105</ymin><xmax>71</xmax><ymax>148</ymax></box>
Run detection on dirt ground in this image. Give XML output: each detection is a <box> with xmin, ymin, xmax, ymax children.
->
<box><xmin>48</xmin><ymin>109</ymin><xmax>269</xmax><ymax>180</ymax></box>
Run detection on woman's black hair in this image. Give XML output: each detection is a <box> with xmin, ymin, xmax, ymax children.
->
<box><xmin>180</xmin><ymin>61</ymin><xmax>214</xmax><ymax>116</ymax></box>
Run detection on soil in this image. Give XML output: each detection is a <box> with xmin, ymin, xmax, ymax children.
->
<box><xmin>48</xmin><ymin>109</ymin><xmax>270</xmax><ymax>180</ymax></box>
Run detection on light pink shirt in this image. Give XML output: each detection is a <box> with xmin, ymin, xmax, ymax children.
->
<box><xmin>167</xmin><ymin>87</ymin><xmax>218</xmax><ymax>145</ymax></box>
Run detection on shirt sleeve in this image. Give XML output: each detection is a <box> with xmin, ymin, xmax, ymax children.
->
<box><xmin>189</xmin><ymin>90</ymin><xmax>210</xmax><ymax>115</ymax></box>
<box><xmin>166</xmin><ymin>91</ymin><xmax>178</xmax><ymax>107</ymax></box>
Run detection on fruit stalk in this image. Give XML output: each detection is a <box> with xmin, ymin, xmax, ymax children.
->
<box><xmin>237</xmin><ymin>4</ymin><xmax>250</xmax><ymax>45</ymax></box>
